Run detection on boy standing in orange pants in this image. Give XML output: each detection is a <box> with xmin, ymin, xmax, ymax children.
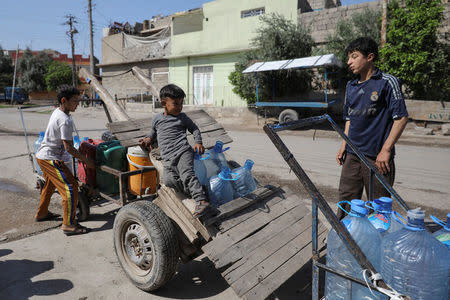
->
<box><xmin>35</xmin><ymin>85</ymin><xmax>95</xmax><ymax>235</ymax></box>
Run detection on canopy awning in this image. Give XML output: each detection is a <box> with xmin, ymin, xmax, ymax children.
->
<box><xmin>242</xmin><ymin>54</ymin><xmax>342</xmax><ymax>73</ymax></box>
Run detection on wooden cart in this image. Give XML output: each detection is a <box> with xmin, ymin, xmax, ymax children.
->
<box><xmin>103</xmin><ymin>109</ymin><xmax>328</xmax><ymax>299</ymax></box>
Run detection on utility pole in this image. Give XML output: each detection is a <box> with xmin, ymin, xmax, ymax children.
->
<box><xmin>381</xmin><ymin>0</ymin><xmax>388</xmax><ymax>47</ymax></box>
<box><xmin>11</xmin><ymin>45</ymin><xmax>19</xmax><ymax>105</ymax></box>
<box><xmin>64</xmin><ymin>15</ymin><xmax>78</xmax><ymax>87</ymax></box>
<box><xmin>88</xmin><ymin>0</ymin><xmax>95</xmax><ymax>99</ymax></box>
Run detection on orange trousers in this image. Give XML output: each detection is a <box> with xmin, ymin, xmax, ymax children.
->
<box><xmin>36</xmin><ymin>159</ymin><xmax>78</xmax><ymax>226</ymax></box>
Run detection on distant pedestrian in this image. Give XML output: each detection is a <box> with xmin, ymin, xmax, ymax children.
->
<box><xmin>34</xmin><ymin>85</ymin><xmax>95</xmax><ymax>235</ymax></box>
<box><xmin>336</xmin><ymin>37</ymin><xmax>408</xmax><ymax>219</ymax></box>
<box><xmin>81</xmin><ymin>90</ymin><xmax>89</xmax><ymax>107</ymax></box>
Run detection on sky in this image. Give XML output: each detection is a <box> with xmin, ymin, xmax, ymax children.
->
<box><xmin>0</xmin><ymin>0</ymin><xmax>372</xmax><ymax>63</ymax></box>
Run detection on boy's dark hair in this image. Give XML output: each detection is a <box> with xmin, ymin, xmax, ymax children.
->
<box><xmin>57</xmin><ymin>85</ymin><xmax>80</xmax><ymax>104</ymax></box>
<box><xmin>345</xmin><ymin>37</ymin><xmax>379</xmax><ymax>62</ymax></box>
<box><xmin>160</xmin><ymin>84</ymin><xmax>186</xmax><ymax>100</ymax></box>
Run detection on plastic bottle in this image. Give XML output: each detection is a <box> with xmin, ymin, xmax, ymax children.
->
<box><xmin>207</xmin><ymin>167</ymin><xmax>236</xmax><ymax>207</ymax></box>
<box><xmin>381</xmin><ymin>209</ymin><xmax>450</xmax><ymax>300</ymax></box>
<box><xmin>33</xmin><ymin>131</ymin><xmax>45</xmax><ymax>175</ymax></box>
<box><xmin>194</xmin><ymin>152</ymin><xmax>210</xmax><ymax>186</ymax></box>
<box><xmin>431</xmin><ymin>213</ymin><xmax>450</xmax><ymax>250</ymax></box>
<box><xmin>204</xmin><ymin>141</ymin><xmax>229</xmax><ymax>178</ymax></box>
<box><xmin>366</xmin><ymin>197</ymin><xmax>403</xmax><ymax>236</ymax></box>
<box><xmin>71</xmin><ymin>135</ymin><xmax>81</xmax><ymax>175</ymax></box>
<box><xmin>232</xmin><ymin>159</ymin><xmax>257</xmax><ymax>198</ymax></box>
<box><xmin>325</xmin><ymin>199</ymin><xmax>386</xmax><ymax>300</ymax></box>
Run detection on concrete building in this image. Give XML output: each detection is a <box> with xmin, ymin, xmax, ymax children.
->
<box><xmin>169</xmin><ymin>0</ymin><xmax>301</xmax><ymax>107</ymax></box>
<box><xmin>99</xmin><ymin>16</ymin><xmax>171</xmax><ymax>102</ymax></box>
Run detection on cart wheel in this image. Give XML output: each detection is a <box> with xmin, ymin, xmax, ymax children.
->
<box><xmin>77</xmin><ymin>191</ymin><xmax>90</xmax><ymax>222</ymax></box>
<box><xmin>36</xmin><ymin>179</ymin><xmax>45</xmax><ymax>194</ymax></box>
<box><xmin>279</xmin><ymin>109</ymin><xmax>299</xmax><ymax>123</ymax></box>
<box><xmin>113</xmin><ymin>201</ymin><xmax>179</xmax><ymax>292</ymax></box>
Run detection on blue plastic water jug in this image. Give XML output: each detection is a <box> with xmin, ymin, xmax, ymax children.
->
<box><xmin>366</xmin><ymin>197</ymin><xmax>403</xmax><ymax>236</ymax></box>
<box><xmin>72</xmin><ymin>135</ymin><xmax>81</xmax><ymax>175</ymax></box>
<box><xmin>232</xmin><ymin>159</ymin><xmax>257</xmax><ymax>198</ymax></box>
<box><xmin>194</xmin><ymin>151</ymin><xmax>210</xmax><ymax>186</ymax></box>
<box><xmin>207</xmin><ymin>167</ymin><xmax>236</xmax><ymax>207</ymax></box>
<box><xmin>431</xmin><ymin>213</ymin><xmax>450</xmax><ymax>250</ymax></box>
<box><xmin>325</xmin><ymin>200</ymin><xmax>386</xmax><ymax>300</ymax></box>
<box><xmin>381</xmin><ymin>209</ymin><xmax>450</xmax><ymax>299</ymax></box>
<box><xmin>33</xmin><ymin>131</ymin><xmax>45</xmax><ymax>175</ymax></box>
<box><xmin>204</xmin><ymin>141</ymin><xmax>229</xmax><ymax>178</ymax></box>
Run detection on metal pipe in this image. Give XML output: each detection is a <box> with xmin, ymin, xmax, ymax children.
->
<box><xmin>315</xmin><ymin>262</ymin><xmax>378</xmax><ymax>290</ymax></box>
<box><xmin>369</xmin><ymin>169</ymin><xmax>374</xmax><ymax>202</ymax></box>
<box><xmin>263</xmin><ymin>123</ymin><xmax>390</xmax><ymax>291</ymax></box>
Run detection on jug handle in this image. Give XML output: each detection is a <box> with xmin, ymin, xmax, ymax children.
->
<box><xmin>365</xmin><ymin>201</ymin><xmax>376</xmax><ymax>211</ymax></box>
<box><xmin>430</xmin><ymin>215</ymin><xmax>446</xmax><ymax>228</ymax></box>
<box><xmin>337</xmin><ymin>201</ymin><xmax>359</xmax><ymax>217</ymax></box>
<box><xmin>126</xmin><ymin>154</ymin><xmax>156</xmax><ymax>170</ymax></box>
<box><xmin>199</xmin><ymin>153</ymin><xmax>211</xmax><ymax>160</ymax></box>
<box><xmin>392</xmin><ymin>211</ymin><xmax>407</xmax><ymax>226</ymax></box>
<box><xmin>220</xmin><ymin>146</ymin><xmax>230</xmax><ymax>153</ymax></box>
<box><xmin>218</xmin><ymin>172</ymin><xmax>240</xmax><ymax>181</ymax></box>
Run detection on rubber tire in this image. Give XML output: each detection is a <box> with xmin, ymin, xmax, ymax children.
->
<box><xmin>113</xmin><ymin>201</ymin><xmax>179</xmax><ymax>292</ymax></box>
<box><xmin>278</xmin><ymin>109</ymin><xmax>299</xmax><ymax>124</ymax></box>
<box><xmin>76</xmin><ymin>191</ymin><xmax>90</xmax><ymax>222</ymax></box>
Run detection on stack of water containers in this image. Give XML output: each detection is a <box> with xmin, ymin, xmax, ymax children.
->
<box><xmin>325</xmin><ymin>199</ymin><xmax>386</xmax><ymax>300</ymax></box>
<box><xmin>325</xmin><ymin>198</ymin><xmax>450</xmax><ymax>300</ymax></box>
<box><xmin>193</xmin><ymin>140</ymin><xmax>257</xmax><ymax>207</ymax></box>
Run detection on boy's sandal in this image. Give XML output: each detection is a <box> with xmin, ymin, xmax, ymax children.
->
<box><xmin>192</xmin><ymin>201</ymin><xmax>210</xmax><ymax>218</ymax></box>
<box><xmin>63</xmin><ymin>224</ymin><xmax>91</xmax><ymax>236</ymax></box>
<box><xmin>35</xmin><ymin>211</ymin><xmax>60</xmax><ymax>222</ymax></box>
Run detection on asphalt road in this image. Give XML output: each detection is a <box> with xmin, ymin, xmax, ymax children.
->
<box><xmin>0</xmin><ymin>105</ymin><xmax>449</xmax><ymax>299</ymax></box>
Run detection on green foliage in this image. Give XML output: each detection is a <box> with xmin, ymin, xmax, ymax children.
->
<box><xmin>379</xmin><ymin>0</ymin><xmax>448</xmax><ymax>100</ymax></box>
<box><xmin>17</xmin><ymin>48</ymin><xmax>52</xmax><ymax>93</ymax></box>
<box><xmin>323</xmin><ymin>8</ymin><xmax>381</xmax><ymax>86</ymax></box>
<box><xmin>229</xmin><ymin>13</ymin><xmax>314</xmax><ymax>104</ymax></box>
<box><xmin>45</xmin><ymin>61</ymin><xmax>73</xmax><ymax>91</ymax></box>
<box><xmin>0</xmin><ymin>45</ymin><xmax>14</xmax><ymax>90</ymax></box>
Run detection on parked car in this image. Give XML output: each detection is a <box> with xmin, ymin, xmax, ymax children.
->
<box><xmin>3</xmin><ymin>87</ymin><xmax>28</xmax><ymax>104</ymax></box>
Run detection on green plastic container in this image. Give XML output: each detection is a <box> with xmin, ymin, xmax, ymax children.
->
<box><xmin>96</xmin><ymin>140</ymin><xmax>126</xmax><ymax>195</ymax></box>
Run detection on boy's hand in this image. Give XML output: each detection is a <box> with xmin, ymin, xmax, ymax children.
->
<box><xmin>139</xmin><ymin>137</ymin><xmax>152</xmax><ymax>151</ymax></box>
<box><xmin>193</xmin><ymin>143</ymin><xmax>204</xmax><ymax>155</ymax></box>
<box><xmin>336</xmin><ymin>145</ymin><xmax>346</xmax><ymax>166</ymax></box>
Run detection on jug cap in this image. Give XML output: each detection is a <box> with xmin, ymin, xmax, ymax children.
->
<box><xmin>73</xmin><ymin>135</ymin><xmax>80</xmax><ymax>143</ymax></box>
<box><xmin>373</xmin><ymin>197</ymin><xmax>393</xmax><ymax>213</ymax></box>
<box><xmin>244</xmin><ymin>159</ymin><xmax>254</xmax><ymax>170</ymax></box>
<box><xmin>350</xmin><ymin>199</ymin><xmax>368</xmax><ymax>216</ymax></box>
<box><xmin>406</xmin><ymin>208</ymin><xmax>425</xmax><ymax>229</ymax></box>
<box><xmin>39</xmin><ymin>131</ymin><xmax>45</xmax><ymax>137</ymax></box>
<box><xmin>213</xmin><ymin>140</ymin><xmax>224</xmax><ymax>153</ymax></box>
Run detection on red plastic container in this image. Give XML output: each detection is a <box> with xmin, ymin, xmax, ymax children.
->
<box><xmin>77</xmin><ymin>139</ymin><xmax>103</xmax><ymax>186</ymax></box>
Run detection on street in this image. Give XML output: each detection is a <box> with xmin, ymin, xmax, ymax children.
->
<box><xmin>0</xmin><ymin>105</ymin><xmax>449</xmax><ymax>299</ymax></box>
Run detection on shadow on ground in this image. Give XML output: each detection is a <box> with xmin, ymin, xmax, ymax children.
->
<box><xmin>0</xmin><ymin>249</ymin><xmax>73</xmax><ymax>299</ymax></box>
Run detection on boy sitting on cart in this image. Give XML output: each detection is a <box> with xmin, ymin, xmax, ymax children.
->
<box><xmin>139</xmin><ymin>84</ymin><xmax>210</xmax><ymax>218</ymax></box>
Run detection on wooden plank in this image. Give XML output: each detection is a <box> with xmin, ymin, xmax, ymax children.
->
<box><xmin>201</xmin><ymin>195</ymin><xmax>301</xmax><ymax>260</ymax></box>
<box><xmin>114</xmin><ymin>130</ymin><xmax>149</xmax><ymax>141</ymax></box>
<box><xmin>203</xmin><ymin>185</ymin><xmax>280</xmax><ymax>226</ymax></box>
<box><xmin>162</xmin><ymin>186</ymin><xmax>211</xmax><ymax>242</ymax></box>
<box><xmin>218</xmin><ymin>186</ymin><xmax>294</xmax><ymax>233</ymax></box>
<box><xmin>213</xmin><ymin>202</ymin><xmax>309</xmax><ymax>268</ymax></box>
<box><xmin>230</xmin><ymin>224</ymin><xmax>327</xmax><ymax>297</ymax></box>
<box><xmin>153</xmin><ymin>191</ymin><xmax>199</xmax><ymax>243</ymax></box>
<box><xmin>244</xmin><ymin>230</ymin><xmax>328</xmax><ymax>300</ymax></box>
<box><xmin>107</xmin><ymin>118</ymin><xmax>150</xmax><ymax>133</ymax></box>
<box><xmin>223</xmin><ymin>211</ymin><xmax>313</xmax><ymax>280</ymax></box>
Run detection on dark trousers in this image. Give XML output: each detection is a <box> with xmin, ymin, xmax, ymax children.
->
<box><xmin>337</xmin><ymin>153</ymin><xmax>395</xmax><ymax>219</ymax></box>
<box><xmin>162</xmin><ymin>149</ymin><xmax>207</xmax><ymax>202</ymax></box>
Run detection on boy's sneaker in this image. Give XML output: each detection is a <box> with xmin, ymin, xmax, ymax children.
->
<box><xmin>193</xmin><ymin>200</ymin><xmax>210</xmax><ymax>218</ymax></box>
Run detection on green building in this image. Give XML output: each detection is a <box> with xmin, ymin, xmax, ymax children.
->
<box><xmin>169</xmin><ymin>0</ymin><xmax>298</xmax><ymax>107</ymax></box>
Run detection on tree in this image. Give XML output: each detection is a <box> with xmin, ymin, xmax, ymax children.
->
<box><xmin>379</xmin><ymin>0</ymin><xmax>449</xmax><ymax>100</ymax></box>
<box><xmin>229</xmin><ymin>13</ymin><xmax>314</xmax><ymax>104</ymax></box>
<box><xmin>0</xmin><ymin>45</ymin><xmax>14</xmax><ymax>90</ymax></box>
<box><xmin>45</xmin><ymin>61</ymin><xmax>74</xmax><ymax>91</ymax></box>
<box><xmin>324</xmin><ymin>8</ymin><xmax>381</xmax><ymax>86</ymax></box>
<box><xmin>17</xmin><ymin>48</ymin><xmax>52</xmax><ymax>93</ymax></box>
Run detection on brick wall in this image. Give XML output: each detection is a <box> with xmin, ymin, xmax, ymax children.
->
<box><xmin>299</xmin><ymin>1</ymin><xmax>450</xmax><ymax>45</ymax></box>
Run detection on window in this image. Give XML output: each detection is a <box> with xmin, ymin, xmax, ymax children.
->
<box><xmin>241</xmin><ymin>7</ymin><xmax>265</xmax><ymax>18</ymax></box>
